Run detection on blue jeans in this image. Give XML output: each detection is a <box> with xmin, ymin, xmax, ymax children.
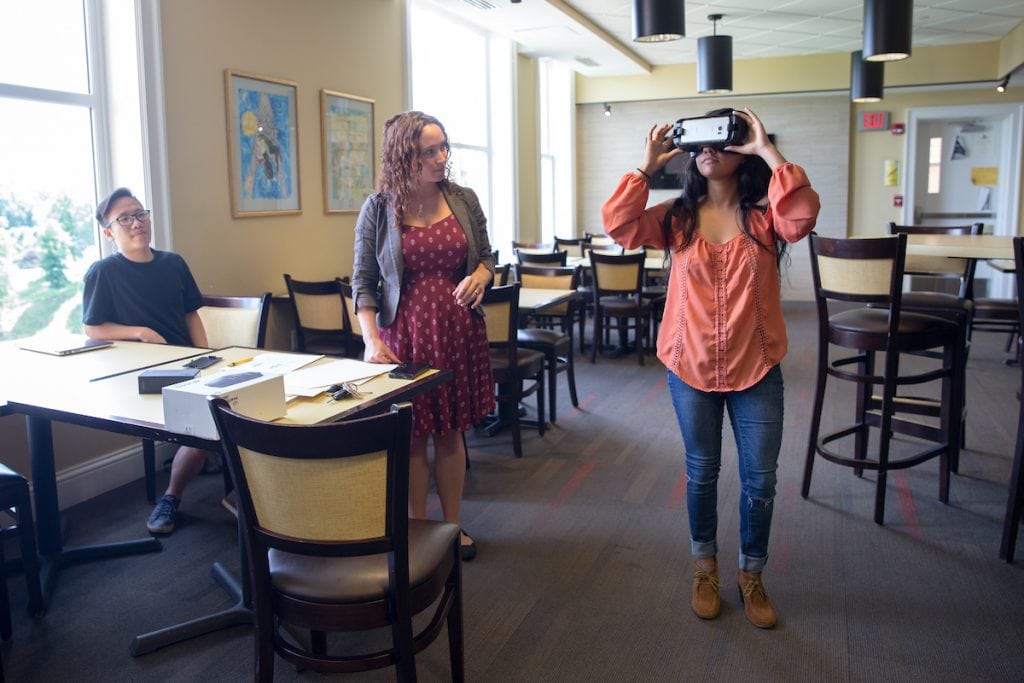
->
<box><xmin>667</xmin><ymin>366</ymin><xmax>784</xmax><ymax>572</ymax></box>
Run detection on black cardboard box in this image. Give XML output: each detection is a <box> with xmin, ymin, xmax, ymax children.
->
<box><xmin>138</xmin><ymin>368</ymin><xmax>201</xmax><ymax>394</ymax></box>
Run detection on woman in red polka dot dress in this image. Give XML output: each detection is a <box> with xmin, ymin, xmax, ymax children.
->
<box><xmin>353</xmin><ymin>111</ymin><xmax>495</xmax><ymax>561</ymax></box>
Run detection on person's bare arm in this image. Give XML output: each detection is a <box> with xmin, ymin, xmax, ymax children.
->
<box><xmin>357</xmin><ymin>308</ymin><xmax>401</xmax><ymax>363</ymax></box>
<box><xmin>185</xmin><ymin>311</ymin><xmax>208</xmax><ymax>348</ymax></box>
<box><xmin>85</xmin><ymin>322</ymin><xmax>166</xmax><ymax>344</ymax></box>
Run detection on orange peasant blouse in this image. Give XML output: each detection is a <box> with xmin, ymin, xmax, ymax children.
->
<box><xmin>602</xmin><ymin>163</ymin><xmax>820</xmax><ymax>392</ymax></box>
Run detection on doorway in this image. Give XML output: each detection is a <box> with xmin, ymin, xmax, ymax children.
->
<box><xmin>903</xmin><ymin>102</ymin><xmax>1023</xmax><ymax>298</ymax></box>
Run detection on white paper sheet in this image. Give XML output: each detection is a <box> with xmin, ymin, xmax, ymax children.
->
<box><xmin>284</xmin><ymin>359</ymin><xmax>397</xmax><ymax>397</ymax></box>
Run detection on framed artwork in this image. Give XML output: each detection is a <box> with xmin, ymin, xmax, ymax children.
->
<box><xmin>320</xmin><ymin>89</ymin><xmax>375</xmax><ymax>213</ymax></box>
<box><xmin>224</xmin><ymin>69</ymin><xmax>301</xmax><ymax>217</ymax></box>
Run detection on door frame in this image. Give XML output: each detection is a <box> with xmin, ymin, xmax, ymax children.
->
<box><xmin>903</xmin><ymin>102</ymin><xmax>1023</xmax><ymax>297</ymax></box>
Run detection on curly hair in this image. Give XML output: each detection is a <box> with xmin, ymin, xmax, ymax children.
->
<box><xmin>660</xmin><ymin>108</ymin><xmax>786</xmax><ymax>266</ymax></box>
<box><xmin>378</xmin><ymin>111</ymin><xmax>451</xmax><ymax>228</ymax></box>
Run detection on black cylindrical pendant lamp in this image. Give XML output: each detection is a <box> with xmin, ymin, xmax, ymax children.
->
<box><xmin>697</xmin><ymin>14</ymin><xmax>731</xmax><ymax>94</ymax></box>
<box><xmin>863</xmin><ymin>0</ymin><xmax>912</xmax><ymax>62</ymax></box>
<box><xmin>633</xmin><ymin>0</ymin><xmax>685</xmax><ymax>43</ymax></box>
<box><xmin>698</xmin><ymin>36</ymin><xmax>732</xmax><ymax>93</ymax></box>
<box><xmin>850</xmin><ymin>50</ymin><xmax>884</xmax><ymax>102</ymax></box>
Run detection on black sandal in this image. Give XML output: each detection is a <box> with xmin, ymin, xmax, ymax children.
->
<box><xmin>459</xmin><ymin>530</ymin><xmax>477</xmax><ymax>562</ymax></box>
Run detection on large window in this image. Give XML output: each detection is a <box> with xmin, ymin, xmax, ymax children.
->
<box><xmin>0</xmin><ymin>0</ymin><xmax>102</xmax><ymax>339</ymax></box>
<box><xmin>0</xmin><ymin>0</ymin><xmax>152</xmax><ymax>341</ymax></box>
<box><xmin>538</xmin><ymin>58</ymin><xmax>574</xmax><ymax>243</ymax></box>
<box><xmin>409</xmin><ymin>2</ymin><xmax>516</xmax><ymax>258</ymax></box>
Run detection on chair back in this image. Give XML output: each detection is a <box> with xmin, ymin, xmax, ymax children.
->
<box><xmin>480</xmin><ymin>284</ymin><xmax>519</xmax><ymax>348</ymax></box>
<box><xmin>589</xmin><ymin>251</ymin><xmax>645</xmax><ymax>298</ymax></box>
<box><xmin>516</xmin><ymin>249</ymin><xmax>568</xmax><ymax>266</ymax></box>
<box><xmin>809</xmin><ymin>233</ymin><xmax>905</xmax><ymax>305</ymax></box>
<box><xmin>197</xmin><ymin>293</ymin><xmax>271</xmax><ymax>349</ymax></box>
<box><xmin>515</xmin><ymin>265</ymin><xmax>581</xmax><ymax>317</ymax></box>
<box><xmin>1016</xmin><ymin>236</ymin><xmax>1024</xmax><ymax>358</ymax></box>
<box><xmin>210</xmin><ymin>398</ymin><xmax>412</xmax><ymax>556</ymax></box>
<box><xmin>492</xmin><ymin>263</ymin><xmax>511</xmax><ymax>287</ymax></box>
<box><xmin>283</xmin><ymin>274</ymin><xmax>347</xmax><ymax>353</ymax></box>
<box><xmin>554</xmin><ymin>236</ymin><xmax>591</xmax><ymax>258</ymax></box>
<box><xmin>511</xmin><ymin>241</ymin><xmax>555</xmax><ymax>255</ymax></box>
<box><xmin>888</xmin><ymin>222</ymin><xmax>982</xmax><ymax>298</ymax></box>
<box><xmin>586</xmin><ymin>233</ymin><xmax>615</xmax><ymax>247</ymax></box>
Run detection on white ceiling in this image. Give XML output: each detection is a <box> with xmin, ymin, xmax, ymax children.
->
<box><xmin>419</xmin><ymin>0</ymin><xmax>1024</xmax><ymax>77</ymax></box>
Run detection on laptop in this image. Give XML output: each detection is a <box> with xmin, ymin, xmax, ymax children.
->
<box><xmin>18</xmin><ymin>334</ymin><xmax>114</xmax><ymax>356</ymax></box>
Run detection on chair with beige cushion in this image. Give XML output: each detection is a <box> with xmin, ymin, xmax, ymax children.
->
<box><xmin>283</xmin><ymin>274</ymin><xmax>349</xmax><ymax>356</ymax></box>
<box><xmin>1000</xmin><ymin>236</ymin><xmax>1024</xmax><ymax>562</ymax></box>
<box><xmin>480</xmin><ymin>284</ymin><xmax>546</xmax><ymax>458</ymax></box>
<box><xmin>802</xmin><ymin>233</ymin><xmax>964</xmax><ymax>525</ymax></box>
<box><xmin>208</xmin><ymin>399</ymin><xmax>464</xmax><ymax>680</ymax></box>
<box><xmin>514</xmin><ymin>265</ymin><xmax>582</xmax><ymax>422</ymax></box>
<box><xmin>588</xmin><ymin>251</ymin><xmax>650</xmax><ymax>366</ymax></box>
<box><xmin>142</xmin><ymin>292</ymin><xmax>271</xmax><ymax>503</ymax></box>
<box><xmin>887</xmin><ymin>222</ymin><xmax>981</xmax><ymax>459</ymax></box>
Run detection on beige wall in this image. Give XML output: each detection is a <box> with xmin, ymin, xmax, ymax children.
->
<box><xmin>160</xmin><ymin>0</ymin><xmax>406</xmax><ymax>295</ymax></box>
<box><xmin>577</xmin><ymin>41</ymin><xmax>1008</xmax><ymax>104</ymax></box>
<box><xmin>850</xmin><ymin>88</ymin><xmax>1024</xmax><ymax>238</ymax></box>
<box><xmin>0</xmin><ymin>0</ymin><xmax>409</xmax><ymax>480</ymax></box>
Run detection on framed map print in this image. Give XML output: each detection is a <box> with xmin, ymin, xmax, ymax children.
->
<box><xmin>224</xmin><ymin>70</ymin><xmax>301</xmax><ymax>217</ymax></box>
<box><xmin>320</xmin><ymin>90</ymin><xmax>374</xmax><ymax>213</ymax></box>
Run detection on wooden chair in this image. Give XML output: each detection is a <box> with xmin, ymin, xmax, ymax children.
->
<box><xmin>588</xmin><ymin>251</ymin><xmax>650</xmax><ymax>366</ymax></box>
<box><xmin>510</xmin><ymin>241</ymin><xmax>554</xmax><ymax>255</ymax></box>
<box><xmin>335</xmin><ymin>279</ymin><xmax>365</xmax><ymax>358</ymax></box>
<box><xmin>554</xmin><ymin>236</ymin><xmax>591</xmax><ymax>258</ymax></box>
<box><xmin>143</xmin><ymin>292</ymin><xmax>271</xmax><ymax>504</ymax></box>
<box><xmin>0</xmin><ymin>463</ymin><xmax>44</xmax><ymax>640</ymax></box>
<box><xmin>888</xmin><ymin>222</ymin><xmax>981</xmax><ymax>459</ymax></box>
<box><xmin>516</xmin><ymin>249</ymin><xmax>568</xmax><ymax>266</ymax></box>
<box><xmin>480</xmin><ymin>284</ymin><xmax>546</xmax><ymax>458</ymax></box>
<box><xmin>197</xmin><ymin>293</ymin><xmax>272</xmax><ymax>350</ymax></box>
<box><xmin>1000</xmin><ymin>236</ymin><xmax>1024</xmax><ymax>562</ymax></box>
<box><xmin>514</xmin><ymin>265</ymin><xmax>582</xmax><ymax>422</ymax></box>
<box><xmin>208</xmin><ymin>400</ymin><xmax>464</xmax><ymax>681</ymax></box>
<box><xmin>282</xmin><ymin>274</ymin><xmax>348</xmax><ymax>356</ymax></box>
<box><xmin>802</xmin><ymin>233</ymin><xmax>964</xmax><ymax>525</ymax></box>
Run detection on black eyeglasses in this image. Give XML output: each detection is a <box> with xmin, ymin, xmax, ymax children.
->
<box><xmin>106</xmin><ymin>209</ymin><xmax>151</xmax><ymax>228</ymax></box>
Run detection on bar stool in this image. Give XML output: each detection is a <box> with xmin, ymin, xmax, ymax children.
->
<box><xmin>888</xmin><ymin>222</ymin><xmax>981</xmax><ymax>463</ymax></box>
<box><xmin>999</xmin><ymin>236</ymin><xmax>1024</xmax><ymax>562</ymax></box>
<box><xmin>802</xmin><ymin>233</ymin><xmax>965</xmax><ymax>525</ymax></box>
<box><xmin>0</xmin><ymin>462</ymin><xmax>45</xmax><ymax>639</ymax></box>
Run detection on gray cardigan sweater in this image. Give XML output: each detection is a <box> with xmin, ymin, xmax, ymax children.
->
<box><xmin>352</xmin><ymin>182</ymin><xmax>495</xmax><ymax>328</ymax></box>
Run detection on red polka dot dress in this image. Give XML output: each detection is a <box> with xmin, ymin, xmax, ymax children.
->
<box><xmin>379</xmin><ymin>215</ymin><xmax>495</xmax><ymax>438</ymax></box>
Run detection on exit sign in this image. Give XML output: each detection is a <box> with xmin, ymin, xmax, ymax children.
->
<box><xmin>860</xmin><ymin>111</ymin><xmax>891</xmax><ymax>131</ymax></box>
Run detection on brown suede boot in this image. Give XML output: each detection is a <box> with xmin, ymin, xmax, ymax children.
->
<box><xmin>737</xmin><ymin>569</ymin><xmax>777</xmax><ymax>628</ymax></box>
<box><xmin>691</xmin><ymin>556</ymin><xmax>721</xmax><ymax>619</ymax></box>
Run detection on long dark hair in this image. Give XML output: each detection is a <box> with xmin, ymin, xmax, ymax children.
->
<box><xmin>660</xmin><ymin>108</ymin><xmax>786</xmax><ymax>266</ymax></box>
<box><xmin>378</xmin><ymin>111</ymin><xmax>452</xmax><ymax>228</ymax></box>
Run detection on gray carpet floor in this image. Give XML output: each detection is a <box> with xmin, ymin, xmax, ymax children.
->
<box><xmin>3</xmin><ymin>302</ymin><xmax>1023</xmax><ymax>681</ymax></box>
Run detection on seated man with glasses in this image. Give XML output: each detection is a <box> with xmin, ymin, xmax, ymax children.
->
<box><xmin>83</xmin><ymin>186</ymin><xmax>212</xmax><ymax>535</ymax></box>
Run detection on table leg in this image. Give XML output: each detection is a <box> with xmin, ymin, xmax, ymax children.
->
<box><xmin>26</xmin><ymin>415</ymin><xmax>162</xmax><ymax>603</ymax></box>
<box><xmin>130</xmin><ymin>519</ymin><xmax>252</xmax><ymax>656</ymax></box>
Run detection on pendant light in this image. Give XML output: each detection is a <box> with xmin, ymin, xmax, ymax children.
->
<box><xmin>632</xmin><ymin>0</ymin><xmax>685</xmax><ymax>43</ymax></box>
<box><xmin>850</xmin><ymin>50</ymin><xmax>884</xmax><ymax>102</ymax></box>
<box><xmin>697</xmin><ymin>14</ymin><xmax>732</xmax><ymax>94</ymax></box>
<box><xmin>863</xmin><ymin>0</ymin><xmax>912</xmax><ymax>62</ymax></box>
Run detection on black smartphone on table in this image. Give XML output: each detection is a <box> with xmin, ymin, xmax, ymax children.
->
<box><xmin>388</xmin><ymin>361</ymin><xmax>432</xmax><ymax>380</ymax></box>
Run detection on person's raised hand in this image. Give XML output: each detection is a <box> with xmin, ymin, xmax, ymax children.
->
<box><xmin>724</xmin><ymin>108</ymin><xmax>786</xmax><ymax>167</ymax></box>
<box><xmin>640</xmin><ymin>122</ymin><xmax>684</xmax><ymax>177</ymax></box>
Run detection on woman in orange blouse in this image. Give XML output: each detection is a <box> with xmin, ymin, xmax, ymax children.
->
<box><xmin>602</xmin><ymin>108</ymin><xmax>820</xmax><ymax>628</ymax></box>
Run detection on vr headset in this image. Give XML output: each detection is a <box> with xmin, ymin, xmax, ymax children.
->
<box><xmin>671</xmin><ymin>112</ymin><xmax>748</xmax><ymax>153</ymax></box>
